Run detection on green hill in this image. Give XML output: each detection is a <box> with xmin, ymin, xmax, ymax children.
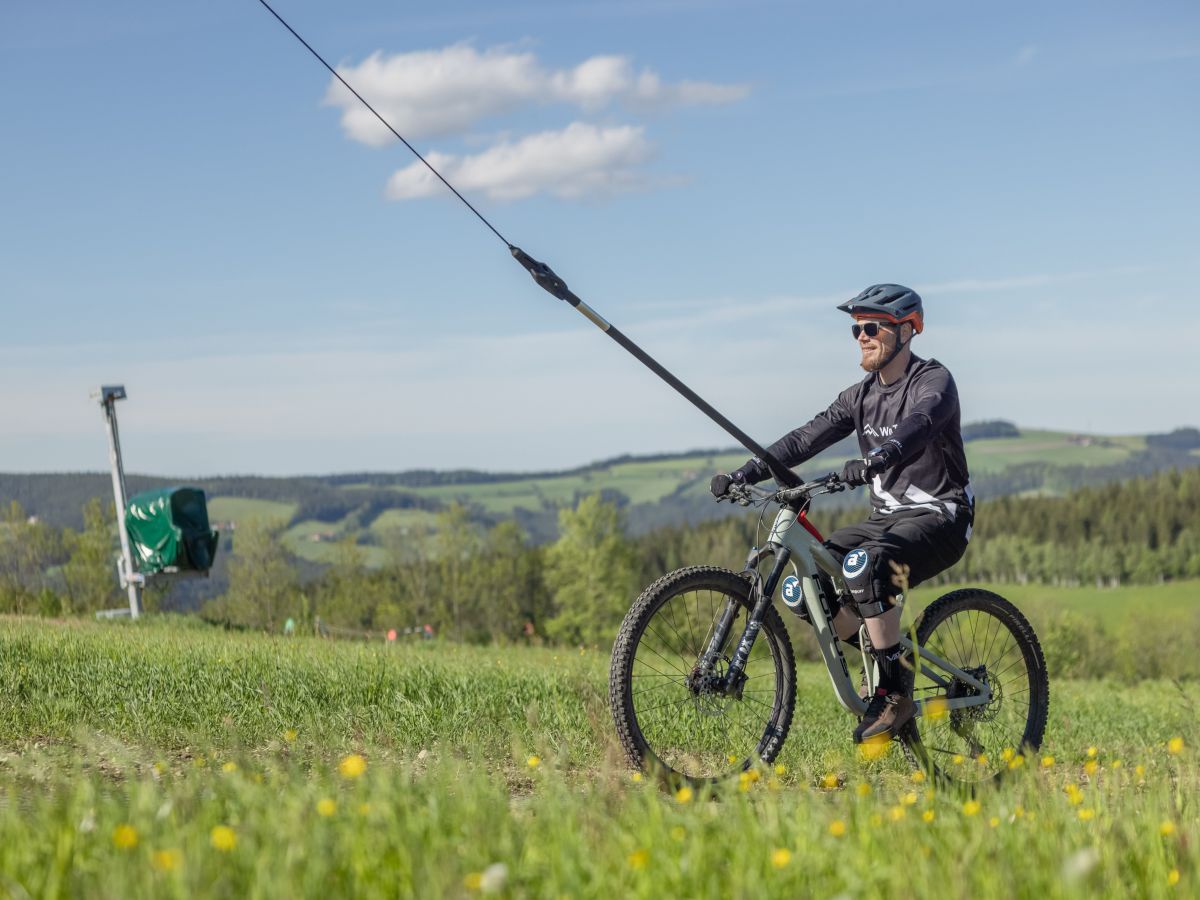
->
<box><xmin>1</xmin><ymin>425</ymin><xmax>1197</xmax><ymax>556</ymax></box>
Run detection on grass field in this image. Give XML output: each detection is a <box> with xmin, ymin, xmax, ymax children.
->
<box><xmin>924</xmin><ymin>580</ymin><xmax>1200</xmax><ymax>628</ymax></box>
<box><xmin>204</xmin><ymin>497</ymin><xmax>296</xmax><ymax>526</ymax></box>
<box><xmin>0</xmin><ymin>615</ymin><xmax>1194</xmax><ymax>897</ymax></box>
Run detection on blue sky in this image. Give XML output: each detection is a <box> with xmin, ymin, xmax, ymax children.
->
<box><xmin>2</xmin><ymin>1</ymin><xmax>1197</xmax><ymax>475</ymax></box>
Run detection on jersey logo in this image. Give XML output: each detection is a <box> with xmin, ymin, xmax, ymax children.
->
<box><xmin>842</xmin><ymin>549</ymin><xmax>870</xmax><ymax>579</ymax></box>
<box><xmin>780</xmin><ymin>575</ymin><xmax>803</xmax><ymax>608</ymax></box>
<box><xmin>862</xmin><ymin>423</ymin><xmax>897</xmax><ymax>438</ymax></box>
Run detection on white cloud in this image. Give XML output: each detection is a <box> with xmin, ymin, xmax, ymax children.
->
<box><xmin>385</xmin><ymin>122</ymin><xmax>656</xmax><ymax>201</ymax></box>
<box><xmin>325</xmin><ymin>43</ymin><xmax>748</xmax><ymax>144</ymax></box>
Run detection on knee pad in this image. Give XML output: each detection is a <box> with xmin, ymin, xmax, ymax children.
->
<box><xmin>841</xmin><ymin>548</ymin><xmax>891</xmax><ymax>618</ymax></box>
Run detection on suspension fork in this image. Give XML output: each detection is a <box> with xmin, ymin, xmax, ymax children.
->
<box><xmin>695</xmin><ymin>544</ymin><xmax>792</xmax><ymax>696</ymax></box>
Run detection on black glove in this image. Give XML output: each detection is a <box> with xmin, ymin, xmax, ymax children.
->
<box><xmin>710</xmin><ymin>471</ymin><xmax>742</xmax><ymax>498</ymax></box>
<box><xmin>840</xmin><ymin>439</ymin><xmax>903</xmax><ymax>487</ymax></box>
<box><xmin>710</xmin><ymin>456</ymin><xmax>769</xmax><ymax>498</ymax></box>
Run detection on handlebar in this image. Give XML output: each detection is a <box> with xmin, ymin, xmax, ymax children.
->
<box><xmin>721</xmin><ymin>472</ymin><xmax>845</xmax><ymax>507</ymax></box>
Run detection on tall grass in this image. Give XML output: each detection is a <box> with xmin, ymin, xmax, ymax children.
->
<box><xmin>0</xmin><ymin>616</ymin><xmax>1195</xmax><ymax>898</ymax></box>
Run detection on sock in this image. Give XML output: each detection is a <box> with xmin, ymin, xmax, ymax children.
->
<box><xmin>874</xmin><ymin>643</ymin><xmax>909</xmax><ymax>695</ymax></box>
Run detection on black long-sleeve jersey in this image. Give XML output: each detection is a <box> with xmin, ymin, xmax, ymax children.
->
<box><xmin>751</xmin><ymin>355</ymin><xmax>973</xmax><ymax>523</ymax></box>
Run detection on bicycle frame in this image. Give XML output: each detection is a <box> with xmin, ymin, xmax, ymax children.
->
<box><xmin>702</xmin><ymin>499</ymin><xmax>992</xmax><ymax>719</ymax></box>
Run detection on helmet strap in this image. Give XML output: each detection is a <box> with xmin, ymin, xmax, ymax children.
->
<box><xmin>880</xmin><ymin>325</ymin><xmax>910</xmax><ymax>368</ymax></box>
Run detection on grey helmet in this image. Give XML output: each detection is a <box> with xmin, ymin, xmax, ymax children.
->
<box><xmin>837</xmin><ymin>284</ymin><xmax>924</xmax><ymax>334</ymax></box>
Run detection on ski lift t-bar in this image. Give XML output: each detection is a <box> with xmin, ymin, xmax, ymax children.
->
<box><xmin>256</xmin><ymin>0</ymin><xmax>800</xmax><ymax>489</ymax></box>
<box><xmin>509</xmin><ymin>248</ymin><xmax>800</xmax><ymax>487</ymax></box>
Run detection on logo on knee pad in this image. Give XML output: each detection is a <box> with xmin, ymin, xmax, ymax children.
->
<box><xmin>842</xmin><ymin>549</ymin><xmax>870</xmax><ymax>579</ymax></box>
<box><xmin>780</xmin><ymin>575</ymin><xmax>803</xmax><ymax>608</ymax></box>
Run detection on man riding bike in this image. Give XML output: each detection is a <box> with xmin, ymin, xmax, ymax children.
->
<box><xmin>710</xmin><ymin>284</ymin><xmax>973</xmax><ymax>745</ymax></box>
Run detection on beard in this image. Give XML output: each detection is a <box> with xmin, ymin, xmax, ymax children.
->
<box><xmin>859</xmin><ymin>344</ymin><xmax>888</xmax><ymax>372</ymax></box>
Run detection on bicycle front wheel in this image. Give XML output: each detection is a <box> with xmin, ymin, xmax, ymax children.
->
<box><xmin>609</xmin><ymin>566</ymin><xmax>796</xmax><ymax>787</ymax></box>
<box><xmin>905</xmin><ymin>588</ymin><xmax>1050</xmax><ymax>786</ymax></box>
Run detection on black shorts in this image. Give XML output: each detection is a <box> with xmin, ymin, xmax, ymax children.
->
<box><xmin>824</xmin><ymin>508</ymin><xmax>971</xmax><ymax>612</ymax></box>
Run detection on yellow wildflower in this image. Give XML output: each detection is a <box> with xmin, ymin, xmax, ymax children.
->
<box><xmin>889</xmin><ymin>806</ymin><xmax>906</xmax><ymax>822</ymax></box>
<box><xmin>1084</xmin><ymin>760</ymin><xmax>1099</xmax><ymax>777</ymax></box>
<box><xmin>630</xmin><ymin>772</ymin><xmax>643</xmax><ymax>783</ymax></box>
<box><xmin>911</xmin><ymin>770</ymin><xmax>926</xmax><ymax>783</ymax></box>
<box><xmin>210</xmin><ymin>825</ymin><xmax>237</xmax><ymax>852</ymax></box>
<box><xmin>112</xmin><ymin>824</ymin><xmax>138</xmax><ymax>850</ymax></box>
<box><xmin>151</xmin><ymin>849</ymin><xmax>182</xmax><ymax>872</ymax></box>
<box><xmin>1078</xmin><ymin>808</ymin><xmax>1095</xmax><ymax>821</ymax></box>
<box><xmin>1041</xmin><ymin>755</ymin><xmax>1055</xmax><ymax>768</ymax></box>
<box><xmin>675</xmin><ymin>786</ymin><xmax>694</xmax><ymax>804</ymax></box>
<box><xmin>922</xmin><ymin>810</ymin><xmax>936</xmax><ymax>823</ymax></box>
<box><xmin>821</xmin><ymin>773</ymin><xmax>840</xmax><ymax>790</ymax></box>
<box><xmin>1001</xmin><ymin>747</ymin><xmax>1015</xmax><ymax>762</ymax></box>
<box><xmin>1087</xmin><ymin>746</ymin><xmax>1098</xmax><ymax>758</ymax></box>
<box><xmin>1160</xmin><ymin>821</ymin><xmax>1176</xmax><ymax>837</ymax></box>
<box><xmin>829</xmin><ymin>820</ymin><xmax>847</xmax><ymax>837</ymax></box>
<box><xmin>855</xmin><ymin>782</ymin><xmax>872</xmax><ymax>797</ymax></box>
<box><xmin>283</xmin><ymin>729</ymin><xmax>298</xmax><ymax>743</ymax></box>
<box><xmin>526</xmin><ymin>755</ymin><xmax>541</xmax><ymax>770</ymax></box>
<box><xmin>1064</xmin><ymin>784</ymin><xmax>1085</xmax><ymax>806</ymax></box>
<box><xmin>924</xmin><ymin>697</ymin><xmax>948</xmax><ymax>720</ymax></box>
<box><xmin>316</xmin><ymin>798</ymin><xmax>337</xmax><ymax>817</ymax></box>
<box><xmin>464</xmin><ymin>872</ymin><xmax>483</xmax><ymax>891</ymax></box>
<box><xmin>339</xmin><ymin>754</ymin><xmax>367</xmax><ymax>779</ymax></box>
<box><xmin>222</xmin><ymin>761</ymin><xmax>237</xmax><ymax>774</ymax></box>
<box><xmin>775</xmin><ymin>764</ymin><xmax>787</xmax><ymax>776</ymax></box>
<box><xmin>1009</xmin><ymin>755</ymin><xmax>1025</xmax><ymax>770</ymax></box>
<box><xmin>989</xmin><ymin>816</ymin><xmax>1000</xmax><ymax>828</ymax></box>
<box><xmin>902</xmin><ymin>792</ymin><xmax>918</xmax><ymax>806</ymax></box>
<box><xmin>1111</xmin><ymin>759</ymin><xmax>1123</xmax><ymax>770</ymax></box>
<box><xmin>952</xmin><ymin>754</ymin><xmax>965</xmax><ymax>766</ymax></box>
<box><xmin>771</xmin><ymin>848</ymin><xmax>793</xmax><ymax>868</ymax></box>
<box><xmin>1167</xmin><ymin>736</ymin><xmax>1184</xmax><ymax>755</ymax></box>
<box><xmin>1168</xmin><ymin>869</ymin><xmax>1181</xmax><ymax>887</ymax></box>
<box><xmin>858</xmin><ymin>735</ymin><xmax>890</xmax><ymax>761</ymax></box>
<box><xmin>962</xmin><ymin>800</ymin><xmax>981</xmax><ymax>816</ymax></box>
<box><xmin>628</xmin><ymin>849</ymin><xmax>649</xmax><ymax>870</ymax></box>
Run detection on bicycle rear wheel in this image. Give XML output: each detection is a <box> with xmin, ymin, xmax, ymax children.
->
<box><xmin>904</xmin><ymin>588</ymin><xmax>1049</xmax><ymax>786</ymax></box>
<box><xmin>609</xmin><ymin>566</ymin><xmax>796</xmax><ymax>787</ymax></box>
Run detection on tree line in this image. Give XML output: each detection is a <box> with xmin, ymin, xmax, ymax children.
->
<box><xmin>3</xmin><ymin>468</ymin><xmax>1199</xmax><ymax>645</ymax></box>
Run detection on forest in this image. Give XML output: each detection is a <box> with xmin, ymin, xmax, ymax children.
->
<box><xmin>2</xmin><ymin>467</ymin><xmax>1198</xmax><ymax>653</ymax></box>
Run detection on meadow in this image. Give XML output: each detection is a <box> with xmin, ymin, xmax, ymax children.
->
<box><xmin>0</xmin><ymin>613</ymin><xmax>1194</xmax><ymax>898</ymax></box>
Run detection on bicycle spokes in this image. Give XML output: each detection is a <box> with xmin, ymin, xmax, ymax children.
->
<box><xmin>912</xmin><ymin>603</ymin><xmax>1040</xmax><ymax>781</ymax></box>
<box><xmin>627</xmin><ymin>583</ymin><xmax>788</xmax><ymax>780</ymax></box>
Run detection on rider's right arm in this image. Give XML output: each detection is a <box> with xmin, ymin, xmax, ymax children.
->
<box><xmin>735</xmin><ymin>392</ymin><xmax>856</xmax><ymax>483</ymax></box>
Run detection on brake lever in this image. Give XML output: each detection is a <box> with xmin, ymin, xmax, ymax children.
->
<box><xmin>727</xmin><ymin>484</ymin><xmax>753</xmax><ymax>506</ymax></box>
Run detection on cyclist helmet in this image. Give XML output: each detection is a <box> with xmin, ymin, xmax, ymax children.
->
<box><xmin>837</xmin><ymin>284</ymin><xmax>924</xmax><ymax>334</ymax></box>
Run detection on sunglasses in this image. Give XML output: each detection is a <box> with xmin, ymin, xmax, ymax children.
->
<box><xmin>851</xmin><ymin>321</ymin><xmax>897</xmax><ymax>339</ymax></box>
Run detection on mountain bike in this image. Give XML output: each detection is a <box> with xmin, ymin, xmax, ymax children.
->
<box><xmin>608</xmin><ymin>472</ymin><xmax>1049</xmax><ymax>789</ymax></box>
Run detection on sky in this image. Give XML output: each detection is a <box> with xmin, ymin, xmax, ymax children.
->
<box><xmin>1</xmin><ymin>0</ymin><xmax>1197</xmax><ymax>476</ymax></box>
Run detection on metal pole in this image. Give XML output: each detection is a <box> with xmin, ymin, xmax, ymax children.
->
<box><xmin>95</xmin><ymin>385</ymin><xmax>141</xmax><ymax>618</ymax></box>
